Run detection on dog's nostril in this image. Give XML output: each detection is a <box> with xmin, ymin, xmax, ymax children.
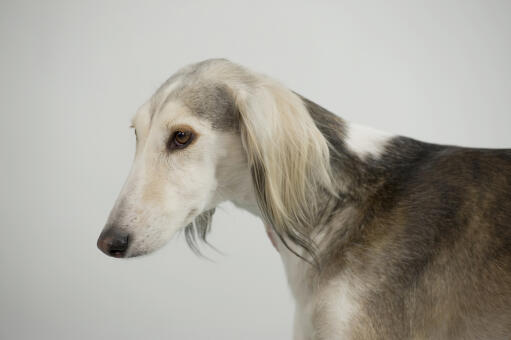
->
<box><xmin>107</xmin><ymin>235</ymin><xmax>129</xmax><ymax>257</ymax></box>
<box><xmin>97</xmin><ymin>228</ymin><xmax>130</xmax><ymax>258</ymax></box>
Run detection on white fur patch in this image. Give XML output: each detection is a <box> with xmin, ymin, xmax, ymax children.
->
<box><xmin>345</xmin><ymin>123</ymin><xmax>393</xmax><ymax>159</ymax></box>
<box><xmin>314</xmin><ymin>275</ymin><xmax>360</xmax><ymax>339</ymax></box>
<box><xmin>275</xmin><ymin>234</ymin><xmax>361</xmax><ymax>340</ymax></box>
<box><xmin>278</xmin><ymin>243</ymin><xmax>315</xmax><ymax>340</ymax></box>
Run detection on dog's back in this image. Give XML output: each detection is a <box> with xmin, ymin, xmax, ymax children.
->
<box><xmin>320</xmin><ymin>141</ymin><xmax>511</xmax><ymax>339</ymax></box>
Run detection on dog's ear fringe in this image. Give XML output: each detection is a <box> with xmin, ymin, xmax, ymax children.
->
<box><xmin>184</xmin><ymin>208</ymin><xmax>216</xmax><ymax>256</ymax></box>
<box><xmin>235</xmin><ymin>78</ymin><xmax>336</xmax><ymax>264</ymax></box>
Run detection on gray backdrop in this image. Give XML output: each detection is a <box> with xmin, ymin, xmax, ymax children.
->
<box><xmin>1</xmin><ymin>1</ymin><xmax>510</xmax><ymax>339</ymax></box>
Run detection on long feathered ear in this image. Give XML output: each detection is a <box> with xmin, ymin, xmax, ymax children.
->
<box><xmin>234</xmin><ymin>77</ymin><xmax>335</xmax><ymax>261</ymax></box>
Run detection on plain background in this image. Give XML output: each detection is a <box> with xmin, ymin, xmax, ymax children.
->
<box><xmin>1</xmin><ymin>1</ymin><xmax>510</xmax><ymax>339</ymax></box>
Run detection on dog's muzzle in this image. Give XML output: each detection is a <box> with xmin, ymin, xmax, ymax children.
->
<box><xmin>97</xmin><ymin>227</ymin><xmax>130</xmax><ymax>258</ymax></box>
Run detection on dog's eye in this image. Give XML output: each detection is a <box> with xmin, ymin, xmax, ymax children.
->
<box><xmin>175</xmin><ymin>131</ymin><xmax>191</xmax><ymax>145</ymax></box>
<box><xmin>169</xmin><ymin>130</ymin><xmax>193</xmax><ymax>150</ymax></box>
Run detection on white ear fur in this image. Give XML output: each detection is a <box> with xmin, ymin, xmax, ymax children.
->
<box><xmin>234</xmin><ymin>77</ymin><xmax>335</xmax><ymax>257</ymax></box>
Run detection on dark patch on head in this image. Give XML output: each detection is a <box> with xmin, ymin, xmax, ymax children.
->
<box><xmin>179</xmin><ymin>83</ymin><xmax>239</xmax><ymax>131</ymax></box>
<box><xmin>155</xmin><ymin>81</ymin><xmax>239</xmax><ymax>131</ymax></box>
<box><xmin>152</xmin><ymin>59</ymin><xmax>241</xmax><ymax>130</ymax></box>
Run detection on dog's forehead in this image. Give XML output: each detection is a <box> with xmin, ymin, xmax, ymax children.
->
<box><xmin>147</xmin><ymin>59</ymin><xmax>248</xmax><ymax>130</ymax></box>
<box><xmin>178</xmin><ymin>82</ymin><xmax>238</xmax><ymax>130</ymax></box>
<box><xmin>148</xmin><ymin>79</ymin><xmax>239</xmax><ymax>131</ymax></box>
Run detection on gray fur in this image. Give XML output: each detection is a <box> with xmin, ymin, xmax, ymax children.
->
<box><xmin>171</xmin><ymin>83</ymin><xmax>239</xmax><ymax>131</ymax></box>
<box><xmin>184</xmin><ymin>208</ymin><xmax>216</xmax><ymax>255</ymax></box>
<box><xmin>152</xmin><ymin>59</ymin><xmax>241</xmax><ymax>131</ymax></box>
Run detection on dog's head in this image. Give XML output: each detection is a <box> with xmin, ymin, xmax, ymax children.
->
<box><xmin>97</xmin><ymin>59</ymin><xmax>334</xmax><ymax>258</ymax></box>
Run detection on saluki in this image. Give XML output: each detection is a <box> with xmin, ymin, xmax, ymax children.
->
<box><xmin>98</xmin><ymin>59</ymin><xmax>511</xmax><ymax>339</ymax></box>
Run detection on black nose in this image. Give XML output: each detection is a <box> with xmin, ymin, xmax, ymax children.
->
<box><xmin>97</xmin><ymin>228</ymin><xmax>130</xmax><ymax>258</ymax></box>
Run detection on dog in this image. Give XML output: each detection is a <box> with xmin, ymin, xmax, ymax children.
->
<box><xmin>98</xmin><ymin>59</ymin><xmax>511</xmax><ymax>339</ymax></box>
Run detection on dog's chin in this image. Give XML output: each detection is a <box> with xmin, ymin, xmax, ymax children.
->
<box><xmin>121</xmin><ymin>248</ymin><xmax>143</xmax><ymax>258</ymax></box>
<box><xmin>124</xmin><ymin>240</ymin><xmax>171</xmax><ymax>258</ymax></box>
<box><xmin>113</xmin><ymin>226</ymin><xmax>182</xmax><ymax>258</ymax></box>
<box><xmin>124</xmin><ymin>248</ymin><xmax>169</xmax><ymax>258</ymax></box>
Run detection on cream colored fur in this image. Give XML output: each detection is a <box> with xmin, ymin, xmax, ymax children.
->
<box><xmin>233</xmin><ymin>73</ymin><xmax>337</xmax><ymax>257</ymax></box>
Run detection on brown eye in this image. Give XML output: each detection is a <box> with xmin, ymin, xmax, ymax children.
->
<box><xmin>169</xmin><ymin>130</ymin><xmax>193</xmax><ymax>150</ymax></box>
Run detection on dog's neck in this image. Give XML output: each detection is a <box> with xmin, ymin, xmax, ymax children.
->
<box><xmin>226</xmin><ymin>96</ymin><xmax>435</xmax><ymax>305</ymax></box>
<box><xmin>227</xmin><ymin>96</ymin><xmax>404</xmax><ymax>249</ymax></box>
<box><xmin>227</xmin><ymin>94</ymin><xmax>417</xmax><ymax>241</ymax></box>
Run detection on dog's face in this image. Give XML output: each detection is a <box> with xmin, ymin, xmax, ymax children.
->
<box><xmin>97</xmin><ymin>59</ymin><xmax>334</xmax><ymax>259</ymax></box>
<box><xmin>97</xmin><ymin>84</ymin><xmax>248</xmax><ymax>258</ymax></box>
